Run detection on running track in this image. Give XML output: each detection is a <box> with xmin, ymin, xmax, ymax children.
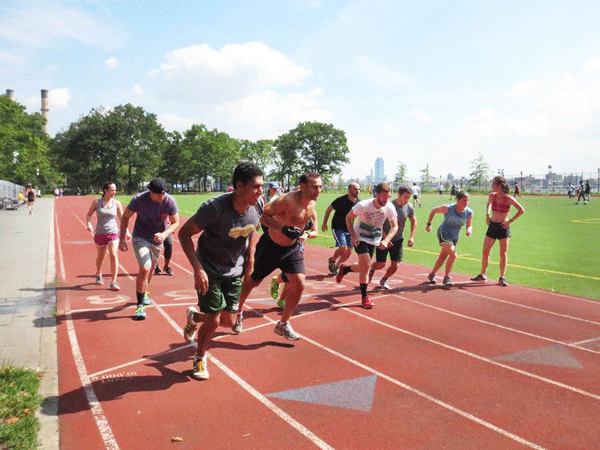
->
<box><xmin>54</xmin><ymin>196</ymin><xmax>600</xmax><ymax>449</ymax></box>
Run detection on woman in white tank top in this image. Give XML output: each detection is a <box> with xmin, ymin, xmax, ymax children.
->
<box><xmin>85</xmin><ymin>182</ymin><xmax>130</xmax><ymax>291</ymax></box>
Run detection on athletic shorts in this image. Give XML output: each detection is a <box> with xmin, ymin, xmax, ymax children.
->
<box><xmin>437</xmin><ymin>228</ymin><xmax>458</xmax><ymax>246</ymax></box>
<box><xmin>333</xmin><ymin>229</ymin><xmax>353</xmax><ymax>248</ymax></box>
<box><xmin>197</xmin><ymin>275</ymin><xmax>242</xmax><ymax>314</ymax></box>
<box><xmin>486</xmin><ymin>221</ymin><xmax>511</xmax><ymax>240</ymax></box>
<box><xmin>354</xmin><ymin>241</ymin><xmax>376</xmax><ymax>258</ymax></box>
<box><xmin>251</xmin><ymin>232</ymin><xmax>305</xmax><ymax>282</ymax></box>
<box><xmin>93</xmin><ymin>233</ymin><xmax>119</xmax><ymax>246</ymax></box>
<box><xmin>132</xmin><ymin>236</ymin><xmax>162</xmax><ymax>269</ymax></box>
<box><xmin>375</xmin><ymin>238</ymin><xmax>403</xmax><ymax>263</ymax></box>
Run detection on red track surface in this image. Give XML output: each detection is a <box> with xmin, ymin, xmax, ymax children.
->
<box><xmin>54</xmin><ymin>196</ymin><xmax>600</xmax><ymax>449</ymax></box>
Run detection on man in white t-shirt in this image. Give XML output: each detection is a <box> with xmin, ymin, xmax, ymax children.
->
<box><xmin>336</xmin><ymin>183</ymin><xmax>398</xmax><ymax>308</ymax></box>
<box><xmin>411</xmin><ymin>183</ymin><xmax>421</xmax><ymax>208</ymax></box>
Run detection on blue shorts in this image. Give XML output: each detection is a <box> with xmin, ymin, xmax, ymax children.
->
<box><xmin>333</xmin><ymin>229</ymin><xmax>352</xmax><ymax>248</ymax></box>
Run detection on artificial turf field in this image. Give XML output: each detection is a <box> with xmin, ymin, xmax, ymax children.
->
<box><xmin>116</xmin><ymin>191</ymin><xmax>600</xmax><ymax>301</ymax></box>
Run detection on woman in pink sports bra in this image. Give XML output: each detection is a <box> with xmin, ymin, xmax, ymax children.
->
<box><xmin>85</xmin><ymin>182</ymin><xmax>130</xmax><ymax>291</ymax></box>
<box><xmin>472</xmin><ymin>176</ymin><xmax>525</xmax><ymax>286</ymax></box>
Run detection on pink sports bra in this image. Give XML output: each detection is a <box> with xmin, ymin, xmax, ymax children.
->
<box><xmin>491</xmin><ymin>194</ymin><xmax>510</xmax><ymax>213</ymax></box>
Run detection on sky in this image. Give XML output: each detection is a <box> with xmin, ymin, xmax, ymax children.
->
<box><xmin>2</xmin><ymin>0</ymin><xmax>600</xmax><ymax>181</ymax></box>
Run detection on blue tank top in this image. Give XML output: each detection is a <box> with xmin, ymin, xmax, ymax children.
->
<box><xmin>438</xmin><ymin>204</ymin><xmax>473</xmax><ymax>242</ymax></box>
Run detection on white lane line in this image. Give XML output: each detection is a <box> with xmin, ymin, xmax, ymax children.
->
<box><xmin>571</xmin><ymin>337</ymin><xmax>600</xmax><ymax>346</ymax></box>
<box><xmin>341</xmin><ymin>307</ymin><xmax>600</xmax><ymax>402</ymax></box>
<box><xmin>54</xmin><ymin>212</ymin><xmax>66</xmax><ymax>282</ymax></box>
<box><xmin>65</xmin><ymin>305</ymin><xmax>119</xmax><ymax>450</ymax></box>
<box><xmin>242</xmin><ymin>304</ymin><xmax>546</xmax><ymax>450</ymax></box>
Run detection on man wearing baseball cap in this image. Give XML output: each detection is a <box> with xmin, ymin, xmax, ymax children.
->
<box><xmin>119</xmin><ymin>179</ymin><xmax>179</xmax><ymax>320</ymax></box>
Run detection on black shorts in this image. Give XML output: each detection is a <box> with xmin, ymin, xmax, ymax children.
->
<box><xmin>354</xmin><ymin>241</ymin><xmax>376</xmax><ymax>258</ymax></box>
<box><xmin>251</xmin><ymin>232</ymin><xmax>305</xmax><ymax>282</ymax></box>
<box><xmin>486</xmin><ymin>221</ymin><xmax>511</xmax><ymax>240</ymax></box>
<box><xmin>375</xmin><ymin>238</ymin><xmax>403</xmax><ymax>263</ymax></box>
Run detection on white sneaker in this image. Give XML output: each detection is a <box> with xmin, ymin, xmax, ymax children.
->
<box><xmin>379</xmin><ymin>278</ymin><xmax>391</xmax><ymax>290</ymax></box>
<box><xmin>183</xmin><ymin>306</ymin><xmax>199</xmax><ymax>342</ymax></box>
<box><xmin>232</xmin><ymin>313</ymin><xmax>243</xmax><ymax>334</ymax></box>
<box><xmin>192</xmin><ymin>356</ymin><xmax>209</xmax><ymax>380</ymax></box>
<box><xmin>274</xmin><ymin>321</ymin><xmax>300</xmax><ymax>341</ymax></box>
<box><xmin>95</xmin><ymin>275</ymin><xmax>103</xmax><ymax>285</ymax></box>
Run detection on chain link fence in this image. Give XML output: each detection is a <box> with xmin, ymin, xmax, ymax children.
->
<box><xmin>0</xmin><ymin>180</ymin><xmax>25</xmax><ymax>209</ymax></box>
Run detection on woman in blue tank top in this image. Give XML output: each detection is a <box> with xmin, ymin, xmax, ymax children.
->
<box><xmin>424</xmin><ymin>191</ymin><xmax>473</xmax><ymax>287</ymax></box>
<box><xmin>85</xmin><ymin>182</ymin><xmax>130</xmax><ymax>291</ymax></box>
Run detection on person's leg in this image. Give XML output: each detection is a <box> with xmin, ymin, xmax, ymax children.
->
<box><xmin>279</xmin><ymin>273</ymin><xmax>305</xmax><ymax>324</ymax></box>
<box><xmin>95</xmin><ymin>244</ymin><xmax>107</xmax><ymax>279</ymax></box>
<box><xmin>498</xmin><ymin>237</ymin><xmax>510</xmax><ymax>279</ymax></box>
<box><xmin>443</xmin><ymin>243</ymin><xmax>457</xmax><ymax>277</ymax></box>
<box><xmin>163</xmin><ymin>235</ymin><xmax>173</xmax><ymax>272</ymax></box>
<box><xmin>383</xmin><ymin>260</ymin><xmax>399</xmax><ymax>281</ymax></box>
<box><xmin>430</xmin><ymin>245</ymin><xmax>450</xmax><ymax>276</ymax></box>
<box><xmin>107</xmin><ymin>240</ymin><xmax>119</xmax><ymax>286</ymax></box>
<box><xmin>479</xmin><ymin>236</ymin><xmax>496</xmax><ymax>276</ymax></box>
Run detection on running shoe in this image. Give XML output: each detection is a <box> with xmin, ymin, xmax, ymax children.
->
<box><xmin>361</xmin><ymin>296</ymin><xmax>374</xmax><ymax>309</ymax></box>
<box><xmin>183</xmin><ymin>306</ymin><xmax>199</xmax><ymax>342</ymax></box>
<box><xmin>270</xmin><ymin>275</ymin><xmax>280</xmax><ymax>299</ymax></box>
<box><xmin>95</xmin><ymin>275</ymin><xmax>103</xmax><ymax>285</ymax></box>
<box><xmin>277</xmin><ymin>298</ymin><xmax>285</xmax><ymax>309</ymax></box>
<box><xmin>109</xmin><ymin>281</ymin><xmax>120</xmax><ymax>291</ymax></box>
<box><xmin>232</xmin><ymin>313</ymin><xmax>243</xmax><ymax>334</ymax></box>
<box><xmin>499</xmin><ymin>277</ymin><xmax>508</xmax><ymax>287</ymax></box>
<box><xmin>142</xmin><ymin>292</ymin><xmax>151</xmax><ymax>306</ymax></box>
<box><xmin>192</xmin><ymin>356</ymin><xmax>209</xmax><ymax>380</ymax></box>
<box><xmin>274</xmin><ymin>321</ymin><xmax>299</xmax><ymax>341</ymax></box>
<box><xmin>443</xmin><ymin>276</ymin><xmax>453</xmax><ymax>287</ymax></box>
<box><xmin>164</xmin><ymin>266</ymin><xmax>173</xmax><ymax>276</ymax></box>
<box><xmin>328</xmin><ymin>257</ymin><xmax>337</xmax><ymax>274</ymax></box>
<box><xmin>379</xmin><ymin>278</ymin><xmax>391</xmax><ymax>290</ymax></box>
<box><xmin>133</xmin><ymin>304</ymin><xmax>146</xmax><ymax>320</ymax></box>
<box><xmin>427</xmin><ymin>273</ymin><xmax>437</xmax><ymax>284</ymax></box>
<box><xmin>336</xmin><ymin>264</ymin><xmax>347</xmax><ymax>283</ymax></box>
<box><xmin>154</xmin><ymin>265</ymin><xmax>161</xmax><ymax>275</ymax></box>
<box><xmin>471</xmin><ymin>274</ymin><xmax>487</xmax><ymax>282</ymax></box>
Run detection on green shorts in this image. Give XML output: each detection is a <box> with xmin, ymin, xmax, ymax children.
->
<box><xmin>197</xmin><ymin>275</ymin><xmax>242</xmax><ymax>314</ymax></box>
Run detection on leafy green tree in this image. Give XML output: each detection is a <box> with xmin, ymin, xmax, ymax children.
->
<box><xmin>420</xmin><ymin>163</ymin><xmax>433</xmax><ymax>191</ymax></box>
<box><xmin>51</xmin><ymin>104</ymin><xmax>167</xmax><ymax>193</ymax></box>
<box><xmin>0</xmin><ymin>95</ymin><xmax>61</xmax><ymax>190</ymax></box>
<box><xmin>274</xmin><ymin>121</ymin><xmax>349</xmax><ymax>187</ymax></box>
<box><xmin>469</xmin><ymin>152</ymin><xmax>491</xmax><ymax>191</ymax></box>
<box><xmin>395</xmin><ymin>161</ymin><xmax>407</xmax><ymax>185</ymax></box>
<box><xmin>238</xmin><ymin>139</ymin><xmax>275</xmax><ymax>173</ymax></box>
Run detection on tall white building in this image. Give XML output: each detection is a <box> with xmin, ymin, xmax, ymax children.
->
<box><xmin>374</xmin><ymin>157</ymin><xmax>386</xmax><ymax>183</ymax></box>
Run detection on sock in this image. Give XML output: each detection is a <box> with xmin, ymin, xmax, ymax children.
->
<box><xmin>136</xmin><ymin>292</ymin><xmax>145</xmax><ymax>305</ymax></box>
<box><xmin>360</xmin><ymin>283</ymin><xmax>367</xmax><ymax>298</ymax></box>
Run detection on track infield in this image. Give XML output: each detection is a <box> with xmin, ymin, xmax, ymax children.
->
<box><xmin>54</xmin><ymin>196</ymin><xmax>600</xmax><ymax>450</ymax></box>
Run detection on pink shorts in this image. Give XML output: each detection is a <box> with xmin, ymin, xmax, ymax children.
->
<box><xmin>94</xmin><ymin>233</ymin><xmax>119</xmax><ymax>246</ymax></box>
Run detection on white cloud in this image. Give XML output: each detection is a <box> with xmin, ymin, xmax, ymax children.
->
<box><xmin>0</xmin><ymin>4</ymin><xmax>126</xmax><ymax>51</ymax></box>
<box><xmin>133</xmin><ymin>83</ymin><xmax>143</xmax><ymax>95</ymax></box>
<box><xmin>105</xmin><ymin>57</ymin><xmax>118</xmax><ymax>69</ymax></box>
<box><xmin>148</xmin><ymin>42</ymin><xmax>311</xmax><ymax>103</ymax></box>
<box><xmin>216</xmin><ymin>88</ymin><xmax>333</xmax><ymax>139</ymax></box>
<box><xmin>49</xmin><ymin>88</ymin><xmax>71</xmax><ymax>110</ymax></box>
<box><xmin>411</xmin><ymin>109</ymin><xmax>432</xmax><ymax>123</ymax></box>
<box><xmin>354</xmin><ymin>55</ymin><xmax>413</xmax><ymax>90</ymax></box>
<box><xmin>157</xmin><ymin>113</ymin><xmax>195</xmax><ymax>132</ymax></box>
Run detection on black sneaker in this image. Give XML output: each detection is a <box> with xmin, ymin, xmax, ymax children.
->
<box><xmin>164</xmin><ymin>266</ymin><xmax>173</xmax><ymax>275</ymax></box>
<box><xmin>471</xmin><ymin>274</ymin><xmax>487</xmax><ymax>282</ymax></box>
<box><xmin>154</xmin><ymin>266</ymin><xmax>161</xmax><ymax>275</ymax></box>
<box><xmin>499</xmin><ymin>277</ymin><xmax>508</xmax><ymax>287</ymax></box>
<box><xmin>443</xmin><ymin>276</ymin><xmax>453</xmax><ymax>287</ymax></box>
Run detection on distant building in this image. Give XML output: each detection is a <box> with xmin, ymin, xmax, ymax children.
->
<box><xmin>374</xmin><ymin>157</ymin><xmax>386</xmax><ymax>183</ymax></box>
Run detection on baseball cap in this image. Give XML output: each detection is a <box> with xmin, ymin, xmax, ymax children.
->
<box><xmin>147</xmin><ymin>179</ymin><xmax>166</xmax><ymax>194</ymax></box>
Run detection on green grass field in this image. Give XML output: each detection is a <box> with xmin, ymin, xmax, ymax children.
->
<box><xmin>117</xmin><ymin>192</ymin><xmax>600</xmax><ymax>301</ymax></box>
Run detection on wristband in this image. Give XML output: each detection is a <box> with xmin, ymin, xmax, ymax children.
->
<box><xmin>426</xmin><ymin>222</ymin><xmax>432</xmax><ymax>226</ymax></box>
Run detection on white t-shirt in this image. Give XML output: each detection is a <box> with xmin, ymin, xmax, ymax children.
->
<box><xmin>412</xmin><ymin>185</ymin><xmax>421</xmax><ymax>196</ymax></box>
<box><xmin>351</xmin><ymin>198</ymin><xmax>398</xmax><ymax>245</ymax></box>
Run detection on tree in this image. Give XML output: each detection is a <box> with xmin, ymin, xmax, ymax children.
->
<box><xmin>238</xmin><ymin>139</ymin><xmax>275</xmax><ymax>173</ymax></box>
<box><xmin>274</xmin><ymin>121</ymin><xmax>349</xmax><ymax>187</ymax></box>
<box><xmin>469</xmin><ymin>153</ymin><xmax>491</xmax><ymax>191</ymax></box>
<box><xmin>0</xmin><ymin>95</ymin><xmax>61</xmax><ymax>189</ymax></box>
<box><xmin>51</xmin><ymin>104</ymin><xmax>167</xmax><ymax>193</ymax></box>
<box><xmin>395</xmin><ymin>161</ymin><xmax>407</xmax><ymax>185</ymax></box>
<box><xmin>420</xmin><ymin>163</ymin><xmax>433</xmax><ymax>191</ymax></box>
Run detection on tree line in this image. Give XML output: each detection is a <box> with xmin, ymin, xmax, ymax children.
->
<box><xmin>1</xmin><ymin>95</ymin><xmax>349</xmax><ymax>194</ymax></box>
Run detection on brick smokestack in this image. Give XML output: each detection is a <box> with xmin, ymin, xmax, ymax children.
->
<box><xmin>6</xmin><ymin>89</ymin><xmax>14</xmax><ymax>100</ymax></box>
<box><xmin>41</xmin><ymin>89</ymin><xmax>49</xmax><ymax>135</ymax></box>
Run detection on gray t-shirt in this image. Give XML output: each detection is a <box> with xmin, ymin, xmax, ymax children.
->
<box><xmin>127</xmin><ymin>191</ymin><xmax>178</xmax><ymax>242</ymax></box>
<box><xmin>383</xmin><ymin>201</ymin><xmax>415</xmax><ymax>242</ymax></box>
<box><xmin>192</xmin><ymin>193</ymin><xmax>263</xmax><ymax>278</ymax></box>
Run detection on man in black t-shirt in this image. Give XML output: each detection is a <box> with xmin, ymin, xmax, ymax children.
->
<box><xmin>321</xmin><ymin>183</ymin><xmax>360</xmax><ymax>273</ymax></box>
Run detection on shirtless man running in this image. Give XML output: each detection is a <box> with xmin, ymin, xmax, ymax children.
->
<box><xmin>234</xmin><ymin>172</ymin><xmax>323</xmax><ymax>340</ymax></box>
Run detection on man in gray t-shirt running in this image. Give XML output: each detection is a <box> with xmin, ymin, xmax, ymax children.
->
<box><xmin>178</xmin><ymin>163</ymin><xmax>264</xmax><ymax>380</ymax></box>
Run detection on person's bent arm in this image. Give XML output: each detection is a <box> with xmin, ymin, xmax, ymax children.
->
<box><xmin>345</xmin><ymin>210</ymin><xmax>359</xmax><ymax>247</ymax></box>
<box><xmin>85</xmin><ymin>200</ymin><xmax>97</xmax><ymax>234</ymax></box>
<box><xmin>380</xmin><ymin>217</ymin><xmax>398</xmax><ymax>249</ymax></box>
<box><xmin>408</xmin><ymin>215</ymin><xmax>417</xmax><ymax>246</ymax></box>
<box><xmin>466</xmin><ymin>215</ymin><xmax>473</xmax><ymax>236</ymax></box>
<box><xmin>321</xmin><ymin>205</ymin><xmax>334</xmax><ymax>232</ymax></box>
<box><xmin>119</xmin><ymin>207</ymin><xmax>134</xmax><ymax>251</ymax></box>
<box><xmin>178</xmin><ymin>219</ymin><xmax>209</xmax><ymax>295</ymax></box>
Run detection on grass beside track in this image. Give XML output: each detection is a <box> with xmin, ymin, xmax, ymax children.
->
<box><xmin>115</xmin><ymin>191</ymin><xmax>600</xmax><ymax>301</ymax></box>
<box><xmin>0</xmin><ymin>366</ymin><xmax>43</xmax><ymax>450</ymax></box>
